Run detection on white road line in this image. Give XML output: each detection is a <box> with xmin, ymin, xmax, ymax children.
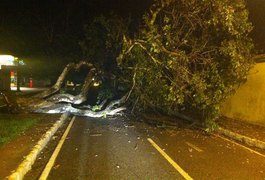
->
<box><xmin>39</xmin><ymin>116</ymin><xmax>76</xmax><ymax>180</ymax></box>
<box><xmin>214</xmin><ymin>134</ymin><xmax>265</xmax><ymax>158</ymax></box>
<box><xmin>185</xmin><ymin>142</ymin><xmax>203</xmax><ymax>152</ymax></box>
<box><xmin>147</xmin><ymin>138</ymin><xmax>193</xmax><ymax>180</ymax></box>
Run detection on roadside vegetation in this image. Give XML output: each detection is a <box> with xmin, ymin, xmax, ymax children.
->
<box><xmin>0</xmin><ymin>114</ymin><xmax>39</xmax><ymax>146</ymax></box>
<box><xmin>1</xmin><ymin>0</ymin><xmax>254</xmax><ymax>131</ymax></box>
<box><xmin>80</xmin><ymin>0</ymin><xmax>254</xmax><ymax>130</ymax></box>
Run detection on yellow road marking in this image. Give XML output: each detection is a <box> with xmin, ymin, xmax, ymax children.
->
<box><xmin>147</xmin><ymin>138</ymin><xmax>193</xmax><ymax>180</ymax></box>
<box><xmin>214</xmin><ymin>134</ymin><xmax>265</xmax><ymax>158</ymax></box>
<box><xmin>185</xmin><ymin>142</ymin><xmax>203</xmax><ymax>152</ymax></box>
<box><xmin>39</xmin><ymin>116</ymin><xmax>76</xmax><ymax>180</ymax></box>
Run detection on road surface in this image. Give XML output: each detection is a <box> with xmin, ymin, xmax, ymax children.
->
<box><xmin>26</xmin><ymin>115</ymin><xmax>265</xmax><ymax>179</ymax></box>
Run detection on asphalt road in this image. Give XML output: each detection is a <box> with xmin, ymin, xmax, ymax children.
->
<box><xmin>27</xmin><ymin>115</ymin><xmax>265</xmax><ymax>179</ymax></box>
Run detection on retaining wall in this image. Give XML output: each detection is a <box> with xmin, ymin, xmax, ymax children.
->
<box><xmin>221</xmin><ymin>62</ymin><xmax>265</xmax><ymax>126</ymax></box>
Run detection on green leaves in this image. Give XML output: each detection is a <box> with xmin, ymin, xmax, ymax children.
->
<box><xmin>118</xmin><ymin>0</ymin><xmax>254</xmax><ymax>127</ymax></box>
<box><xmin>80</xmin><ymin>13</ymin><xmax>129</xmax><ymax>72</ymax></box>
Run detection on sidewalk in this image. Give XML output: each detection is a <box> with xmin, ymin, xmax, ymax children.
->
<box><xmin>216</xmin><ymin>116</ymin><xmax>265</xmax><ymax>150</ymax></box>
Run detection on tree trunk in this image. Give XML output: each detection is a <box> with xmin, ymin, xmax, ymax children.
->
<box><xmin>34</xmin><ymin>96</ymin><xmax>127</xmax><ymax>117</ymax></box>
<box><xmin>31</xmin><ymin>61</ymin><xmax>126</xmax><ymax>118</ymax></box>
<box><xmin>35</xmin><ymin>63</ymin><xmax>75</xmax><ymax>99</ymax></box>
<box><xmin>46</xmin><ymin>68</ymin><xmax>96</xmax><ymax>105</ymax></box>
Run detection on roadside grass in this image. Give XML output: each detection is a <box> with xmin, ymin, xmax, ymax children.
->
<box><xmin>0</xmin><ymin>114</ymin><xmax>39</xmax><ymax>146</ymax></box>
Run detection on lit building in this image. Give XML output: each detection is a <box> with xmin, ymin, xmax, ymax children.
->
<box><xmin>0</xmin><ymin>55</ymin><xmax>18</xmax><ymax>91</ymax></box>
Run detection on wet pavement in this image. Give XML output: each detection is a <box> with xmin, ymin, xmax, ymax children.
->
<box><xmin>25</xmin><ymin>115</ymin><xmax>265</xmax><ymax>180</ymax></box>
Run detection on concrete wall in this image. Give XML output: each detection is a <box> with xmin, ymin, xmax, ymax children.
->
<box><xmin>221</xmin><ymin>63</ymin><xmax>265</xmax><ymax>125</ymax></box>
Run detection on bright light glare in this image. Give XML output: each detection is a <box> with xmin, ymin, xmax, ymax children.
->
<box><xmin>0</xmin><ymin>55</ymin><xmax>16</xmax><ymax>69</ymax></box>
<box><xmin>93</xmin><ymin>82</ymin><xmax>100</xmax><ymax>87</ymax></box>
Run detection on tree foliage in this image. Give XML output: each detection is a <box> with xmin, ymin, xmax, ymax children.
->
<box><xmin>117</xmin><ymin>0</ymin><xmax>254</xmax><ymax>127</ymax></box>
<box><xmin>80</xmin><ymin>13</ymin><xmax>130</xmax><ymax>72</ymax></box>
<box><xmin>79</xmin><ymin>13</ymin><xmax>131</xmax><ymax>101</ymax></box>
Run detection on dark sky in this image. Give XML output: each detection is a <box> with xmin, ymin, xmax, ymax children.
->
<box><xmin>0</xmin><ymin>0</ymin><xmax>153</xmax><ymax>35</ymax></box>
<box><xmin>0</xmin><ymin>0</ymin><xmax>153</xmax><ymax>56</ymax></box>
<box><xmin>0</xmin><ymin>0</ymin><xmax>264</xmax><ymax>58</ymax></box>
<box><xmin>246</xmin><ymin>0</ymin><xmax>265</xmax><ymax>52</ymax></box>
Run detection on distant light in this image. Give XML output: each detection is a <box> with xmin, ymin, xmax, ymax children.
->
<box><xmin>93</xmin><ymin>82</ymin><xmax>100</xmax><ymax>87</ymax></box>
<box><xmin>19</xmin><ymin>60</ymin><xmax>25</xmax><ymax>65</ymax></box>
<box><xmin>0</xmin><ymin>55</ymin><xmax>16</xmax><ymax>69</ymax></box>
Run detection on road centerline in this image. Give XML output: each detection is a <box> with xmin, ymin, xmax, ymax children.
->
<box><xmin>147</xmin><ymin>138</ymin><xmax>193</xmax><ymax>180</ymax></box>
<box><xmin>39</xmin><ymin>116</ymin><xmax>76</xmax><ymax>180</ymax></box>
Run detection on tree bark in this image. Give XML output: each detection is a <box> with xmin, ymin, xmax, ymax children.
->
<box><xmin>31</xmin><ymin>61</ymin><xmax>126</xmax><ymax>118</ymax></box>
<box><xmin>46</xmin><ymin>68</ymin><xmax>96</xmax><ymax>104</ymax></box>
<box><xmin>35</xmin><ymin>61</ymin><xmax>94</xmax><ymax>99</ymax></box>
<box><xmin>35</xmin><ymin>63</ymin><xmax>75</xmax><ymax>98</ymax></box>
<box><xmin>34</xmin><ymin>96</ymin><xmax>126</xmax><ymax>117</ymax></box>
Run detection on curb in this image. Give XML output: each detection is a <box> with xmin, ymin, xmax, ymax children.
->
<box><xmin>217</xmin><ymin>127</ymin><xmax>265</xmax><ymax>150</ymax></box>
<box><xmin>8</xmin><ymin>112</ymin><xmax>70</xmax><ymax>180</ymax></box>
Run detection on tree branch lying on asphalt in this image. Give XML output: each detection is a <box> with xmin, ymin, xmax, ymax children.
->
<box><xmin>31</xmin><ymin>61</ymin><xmax>126</xmax><ymax>117</ymax></box>
<box><xmin>34</xmin><ymin>95</ymin><xmax>127</xmax><ymax>118</ymax></box>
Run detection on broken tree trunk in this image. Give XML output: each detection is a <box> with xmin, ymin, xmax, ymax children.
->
<box><xmin>46</xmin><ymin>67</ymin><xmax>96</xmax><ymax>105</ymax></box>
<box><xmin>35</xmin><ymin>61</ymin><xmax>94</xmax><ymax>99</ymax></box>
<box><xmin>35</xmin><ymin>63</ymin><xmax>75</xmax><ymax>99</ymax></box>
<box><xmin>31</xmin><ymin>61</ymin><xmax>126</xmax><ymax>117</ymax></box>
<box><xmin>34</xmin><ymin>95</ymin><xmax>127</xmax><ymax>118</ymax></box>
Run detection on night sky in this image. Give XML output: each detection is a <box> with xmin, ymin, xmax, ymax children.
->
<box><xmin>0</xmin><ymin>0</ymin><xmax>264</xmax><ymax>60</ymax></box>
<box><xmin>0</xmin><ymin>0</ymin><xmax>152</xmax><ymax>56</ymax></box>
<box><xmin>246</xmin><ymin>0</ymin><xmax>265</xmax><ymax>53</ymax></box>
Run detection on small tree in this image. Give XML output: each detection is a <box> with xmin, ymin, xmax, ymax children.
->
<box><xmin>118</xmin><ymin>0</ymin><xmax>254</xmax><ymax>128</ymax></box>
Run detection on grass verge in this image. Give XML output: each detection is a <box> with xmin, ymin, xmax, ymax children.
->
<box><xmin>0</xmin><ymin>114</ymin><xmax>39</xmax><ymax>146</ymax></box>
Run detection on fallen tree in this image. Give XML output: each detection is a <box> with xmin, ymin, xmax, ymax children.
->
<box><xmin>35</xmin><ymin>61</ymin><xmax>94</xmax><ymax>99</ymax></box>
<box><xmin>117</xmin><ymin>0</ymin><xmax>254</xmax><ymax>128</ymax></box>
<box><xmin>34</xmin><ymin>95</ymin><xmax>127</xmax><ymax>118</ymax></box>
<box><xmin>29</xmin><ymin>61</ymin><xmax>126</xmax><ymax>117</ymax></box>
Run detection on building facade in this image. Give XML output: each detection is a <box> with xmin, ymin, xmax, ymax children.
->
<box><xmin>0</xmin><ymin>55</ymin><xmax>17</xmax><ymax>91</ymax></box>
